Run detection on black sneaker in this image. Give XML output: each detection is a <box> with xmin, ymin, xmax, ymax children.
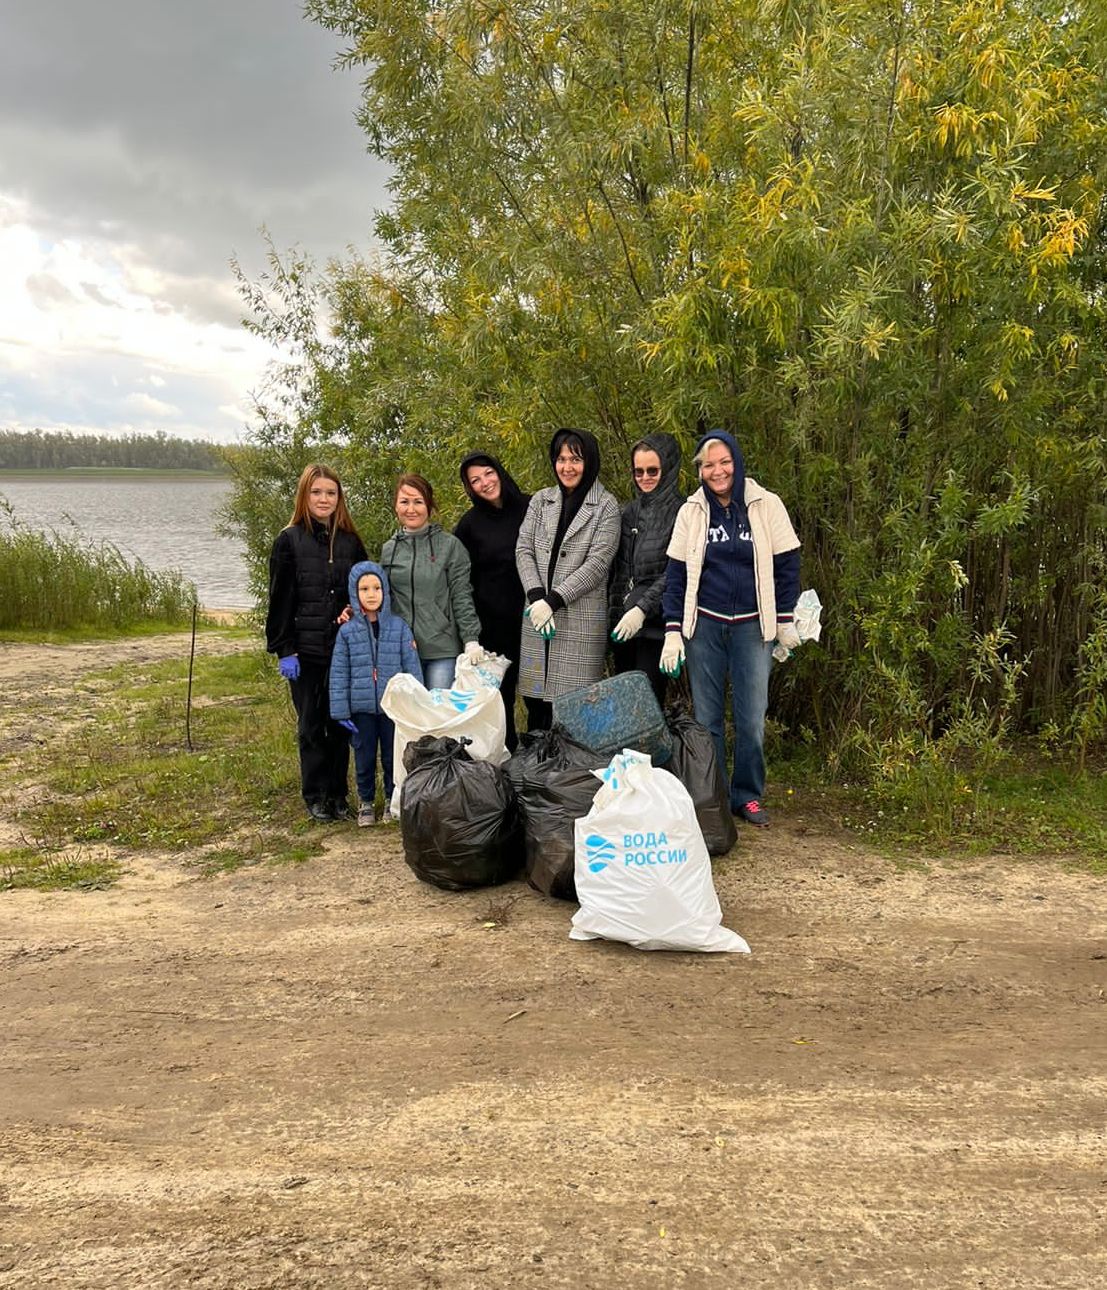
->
<box><xmin>737</xmin><ymin>800</ymin><xmax>770</xmax><ymax>827</ymax></box>
<box><xmin>307</xmin><ymin>801</ymin><xmax>336</xmax><ymax>823</ymax></box>
<box><xmin>329</xmin><ymin>799</ymin><xmax>352</xmax><ymax>821</ymax></box>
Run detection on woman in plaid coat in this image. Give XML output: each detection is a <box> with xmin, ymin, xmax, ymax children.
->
<box><xmin>515</xmin><ymin>429</ymin><xmax>620</xmax><ymax>730</ymax></box>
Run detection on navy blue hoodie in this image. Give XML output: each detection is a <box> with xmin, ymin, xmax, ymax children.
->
<box><xmin>663</xmin><ymin>431</ymin><xmax>799</xmax><ymax>630</ymax></box>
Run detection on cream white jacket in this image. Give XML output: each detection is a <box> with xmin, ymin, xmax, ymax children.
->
<box><xmin>666</xmin><ymin>480</ymin><xmax>800</xmax><ymax>641</ymax></box>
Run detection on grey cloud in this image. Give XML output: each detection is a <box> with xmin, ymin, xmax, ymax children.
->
<box><xmin>0</xmin><ymin>0</ymin><xmax>390</xmax><ymax>326</ymax></box>
<box><xmin>0</xmin><ymin>349</ymin><xmax>254</xmax><ymax>443</ymax></box>
<box><xmin>81</xmin><ymin>282</ymin><xmax>120</xmax><ymax>308</ymax></box>
<box><xmin>25</xmin><ymin>272</ymin><xmax>77</xmax><ymax>308</ymax></box>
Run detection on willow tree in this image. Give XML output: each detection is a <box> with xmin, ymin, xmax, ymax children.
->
<box><xmin>241</xmin><ymin>0</ymin><xmax>1107</xmax><ymax>765</ymax></box>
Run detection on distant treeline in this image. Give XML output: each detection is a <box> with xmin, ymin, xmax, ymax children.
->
<box><xmin>0</xmin><ymin>430</ymin><xmax>226</xmax><ymax>472</ymax></box>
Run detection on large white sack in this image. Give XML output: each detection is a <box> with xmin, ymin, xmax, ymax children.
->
<box><xmin>382</xmin><ymin>652</ymin><xmax>511</xmax><ymax>814</ymax></box>
<box><xmin>570</xmin><ymin>750</ymin><xmax>750</xmax><ymax>954</ymax></box>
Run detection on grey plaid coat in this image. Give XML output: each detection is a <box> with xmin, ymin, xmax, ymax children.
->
<box><xmin>516</xmin><ymin>480</ymin><xmax>621</xmax><ymax>701</ymax></box>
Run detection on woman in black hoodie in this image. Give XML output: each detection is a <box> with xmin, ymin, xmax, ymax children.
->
<box><xmin>608</xmin><ymin>432</ymin><xmax>684</xmax><ymax>703</ymax></box>
<box><xmin>454</xmin><ymin>453</ymin><xmax>531</xmax><ymax>750</ymax></box>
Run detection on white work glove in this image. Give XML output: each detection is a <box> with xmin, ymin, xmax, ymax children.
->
<box><xmin>526</xmin><ymin>598</ymin><xmax>556</xmax><ymax>639</ymax></box>
<box><xmin>610</xmin><ymin>605</ymin><xmax>646</xmax><ymax>643</ymax></box>
<box><xmin>772</xmin><ymin>621</ymin><xmax>801</xmax><ymax>662</ymax></box>
<box><xmin>463</xmin><ymin>640</ymin><xmax>485</xmax><ymax>664</ymax></box>
<box><xmin>776</xmin><ymin>622</ymin><xmax>801</xmax><ymax>650</ymax></box>
<box><xmin>659</xmin><ymin>631</ymin><xmax>685</xmax><ymax>677</ymax></box>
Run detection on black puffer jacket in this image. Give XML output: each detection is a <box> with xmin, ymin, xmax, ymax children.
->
<box><xmin>608</xmin><ymin>433</ymin><xmax>684</xmax><ymax>639</ymax></box>
<box><xmin>266</xmin><ymin>520</ymin><xmax>368</xmax><ymax>662</ymax></box>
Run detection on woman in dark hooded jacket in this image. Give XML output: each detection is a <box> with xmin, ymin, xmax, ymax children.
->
<box><xmin>515</xmin><ymin>428</ymin><xmax>621</xmax><ymax>731</ymax></box>
<box><xmin>454</xmin><ymin>452</ymin><xmax>531</xmax><ymax>750</ymax></box>
<box><xmin>608</xmin><ymin>432</ymin><xmax>684</xmax><ymax>702</ymax></box>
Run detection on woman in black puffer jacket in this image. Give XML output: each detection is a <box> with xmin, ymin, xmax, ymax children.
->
<box><xmin>608</xmin><ymin>432</ymin><xmax>683</xmax><ymax>702</ymax></box>
<box><xmin>266</xmin><ymin>463</ymin><xmax>367</xmax><ymax>822</ymax></box>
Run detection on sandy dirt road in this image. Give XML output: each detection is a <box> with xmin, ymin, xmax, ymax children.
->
<box><xmin>0</xmin><ymin>637</ymin><xmax>1104</xmax><ymax>1289</ymax></box>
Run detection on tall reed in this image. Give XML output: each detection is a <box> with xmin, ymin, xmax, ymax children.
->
<box><xmin>0</xmin><ymin>511</ymin><xmax>195</xmax><ymax>630</ymax></box>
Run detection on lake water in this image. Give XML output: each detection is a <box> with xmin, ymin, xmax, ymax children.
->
<box><xmin>0</xmin><ymin>474</ymin><xmax>252</xmax><ymax>609</ymax></box>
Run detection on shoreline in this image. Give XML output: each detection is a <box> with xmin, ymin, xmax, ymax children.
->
<box><xmin>201</xmin><ymin>607</ymin><xmax>253</xmax><ymax>624</ymax></box>
<box><xmin>0</xmin><ymin>468</ymin><xmax>229</xmax><ymax>479</ymax></box>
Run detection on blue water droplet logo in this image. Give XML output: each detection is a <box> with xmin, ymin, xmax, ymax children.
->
<box><xmin>584</xmin><ymin>833</ymin><xmax>615</xmax><ymax>875</ymax></box>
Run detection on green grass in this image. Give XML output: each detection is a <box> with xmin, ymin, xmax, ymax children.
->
<box><xmin>775</xmin><ymin>745</ymin><xmax>1107</xmax><ymax>872</ymax></box>
<box><xmin>10</xmin><ymin>645</ymin><xmax>328</xmax><ymax>880</ymax></box>
<box><xmin>0</xmin><ymin>845</ymin><xmax>122</xmax><ymax>892</ymax></box>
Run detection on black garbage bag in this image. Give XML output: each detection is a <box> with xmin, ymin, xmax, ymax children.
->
<box><xmin>504</xmin><ymin>725</ymin><xmax>601</xmax><ymax>900</ymax></box>
<box><xmin>663</xmin><ymin>707</ymin><xmax>738</xmax><ymax>857</ymax></box>
<box><xmin>400</xmin><ymin>735</ymin><xmax>523</xmax><ymax>890</ymax></box>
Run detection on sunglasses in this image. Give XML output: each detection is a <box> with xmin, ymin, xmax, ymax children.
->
<box><xmin>633</xmin><ymin>466</ymin><xmax>660</xmax><ymax>478</ymax></box>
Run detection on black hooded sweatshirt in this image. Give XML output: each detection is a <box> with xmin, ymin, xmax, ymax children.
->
<box><xmin>608</xmin><ymin>433</ymin><xmax>684</xmax><ymax>638</ymax></box>
<box><xmin>454</xmin><ymin>452</ymin><xmax>531</xmax><ymax>648</ymax></box>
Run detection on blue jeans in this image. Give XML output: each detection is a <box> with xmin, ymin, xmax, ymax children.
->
<box><xmin>685</xmin><ymin>616</ymin><xmax>774</xmax><ymax>810</ymax></box>
<box><xmin>421</xmin><ymin>656</ymin><xmax>456</xmax><ymax>690</ymax></box>
<box><xmin>351</xmin><ymin>711</ymin><xmax>396</xmax><ymax>804</ymax></box>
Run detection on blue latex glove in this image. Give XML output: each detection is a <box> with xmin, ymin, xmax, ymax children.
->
<box><xmin>338</xmin><ymin>718</ymin><xmax>357</xmax><ymax>734</ymax></box>
<box><xmin>278</xmin><ymin>655</ymin><xmax>300</xmax><ymax>681</ymax></box>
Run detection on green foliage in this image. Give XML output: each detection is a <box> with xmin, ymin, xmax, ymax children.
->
<box><xmin>229</xmin><ymin>0</ymin><xmax>1107</xmax><ymax>787</ymax></box>
<box><xmin>0</xmin><ymin>504</ymin><xmax>196</xmax><ymax>630</ymax></box>
<box><xmin>1063</xmin><ymin>575</ymin><xmax>1107</xmax><ymax>767</ymax></box>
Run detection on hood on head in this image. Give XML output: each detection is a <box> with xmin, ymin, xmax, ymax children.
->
<box><xmin>549</xmin><ymin>427</ymin><xmax>601</xmax><ymax>496</ymax></box>
<box><xmin>348</xmin><ymin>559</ymin><xmax>392</xmax><ymax>617</ymax></box>
<box><xmin>694</xmin><ymin>429</ymin><xmax>746</xmax><ymax>505</ymax></box>
<box><xmin>458</xmin><ymin>451</ymin><xmax>528</xmax><ymax>511</ymax></box>
<box><xmin>629</xmin><ymin>432</ymin><xmax>682</xmax><ymax>502</ymax></box>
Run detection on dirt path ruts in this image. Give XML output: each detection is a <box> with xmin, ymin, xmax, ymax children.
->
<box><xmin>0</xmin><ymin>637</ymin><xmax>1104</xmax><ymax>1289</ymax></box>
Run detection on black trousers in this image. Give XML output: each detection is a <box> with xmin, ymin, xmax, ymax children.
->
<box><xmin>480</xmin><ymin>618</ymin><xmax>522</xmax><ymax>752</ymax></box>
<box><xmin>612</xmin><ymin>635</ymin><xmax>668</xmax><ymax>707</ymax></box>
<box><xmin>288</xmin><ymin>656</ymin><xmax>351</xmax><ymax>807</ymax></box>
<box><xmin>524</xmin><ymin>696</ymin><xmax>553</xmax><ymax>732</ymax></box>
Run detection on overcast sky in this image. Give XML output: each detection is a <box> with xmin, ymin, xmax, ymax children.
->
<box><xmin>0</xmin><ymin>0</ymin><xmax>390</xmax><ymax>444</ymax></box>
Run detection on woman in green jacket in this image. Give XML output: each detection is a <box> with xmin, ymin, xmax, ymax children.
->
<box><xmin>380</xmin><ymin>473</ymin><xmax>482</xmax><ymax>690</ymax></box>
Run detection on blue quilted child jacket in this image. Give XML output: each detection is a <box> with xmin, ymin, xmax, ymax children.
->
<box><xmin>329</xmin><ymin>561</ymin><xmax>423</xmax><ymax>719</ymax></box>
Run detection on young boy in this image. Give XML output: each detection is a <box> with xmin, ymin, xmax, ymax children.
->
<box><xmin>329</xmin><ymin>560</ymin><xmax>423</xmax><ymax>824</ymax></box>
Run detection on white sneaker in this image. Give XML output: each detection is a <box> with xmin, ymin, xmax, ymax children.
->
<box><xmin>357</xmin><ymin>802</ymin><xmax>377</xmax><ymax>827</ymax></box>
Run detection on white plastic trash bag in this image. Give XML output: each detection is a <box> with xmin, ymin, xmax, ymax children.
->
<box><xmin>773</xmin><ymin>588</ymin><xmax>823</xmax><ymax>662</ymax></box>
<box><xmin>382</xmin><ymin>652</ymin><xmax>511</xmax><ymax>813</ymax></box>
<box><xmin>570</xmin><ymin>750</ymin><xmax>750</xmax><ymax>954</ymax></box>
